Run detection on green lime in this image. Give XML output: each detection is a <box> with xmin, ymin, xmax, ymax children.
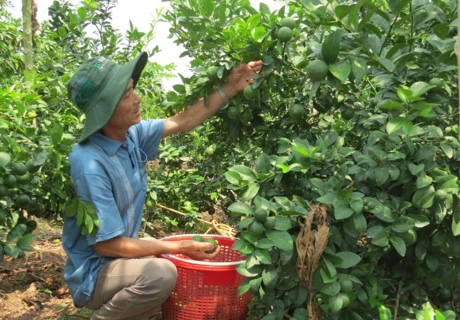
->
<box><xmin>243</xmin><ymin>85</ymin><xmax>259</xmax><ymax>100</ymax></box>
<box><xmin>429</xmin><ymin>77</ymin><xmax>443</xmax><ymax>88</ymax></box>
<box><xmin>289</xmin><ymin>104</ymin><xmax>306</xmax><ymax>120</ymax></box>
<box><xmin>0</xmin><ymin>184</ymin><xmax>8</xmax><ymax>197</ymax></box>
<box><xmin>26</xmin><ymin>220</ymin><xmax>38</xmax><ymax>233</ymax></box>
<box><xmin>15</xmin><ymin>194</ymin><xmax>31</xmax><ymax>208</ymax></box>
<box><xmin>240</xmin><ymin>110</ymin><xmax>253</xmax><ymax>123</ymax></box>
<box><xmin>439</xmin><ymin>287</ymin><xmax>452</xmax><ymax>301</ymax></box>
<box><xmin>4</xmin><ymin>174</ymin><xmax>17</xmax><ymax>188</ymax></box>
<box><xmin>206</xmin><ymin>66</ymin><xmax>220</xmax><ymax>82</ymax></box>
<box><xmin>277</xmin><ymin>26</ymin><xmax>293</xmax><ymax>42</ymax></box>
<box><xmin>16</xmin><ymin>171</ymin><xmax>33</xmax><ymax>184</ymax></box>
<box><xmin>27</xmin><ymin>197</ymin><xmax>38</xmax><ymax>211</ymax></box>
<box><xmin>306</xmin><ymin>60</ymin><xmax>329</xmax><ymax>82</ymax></box>
<box><xmin>328</xmin><ymin>294</ymin><xmax>343</xmax><ymax>313</ymax></box>
<box><xmin>204</xmin><ymin>238</ymin><xmax>218</xmax><ymax>253</ymax></box>
<box><xmin>205</xmin><ymin>146</ymin><xmax>215</xmax><ymax>156</ymax></box>
<box><xmin>339</xmin><ymin>278</ymin><xmax>353</xmax><ymax>293</ymax></box>
<box><xmin>400</xmin><ymin>229</ymin><xmax>417</xmax><ymax>246</ymax></box>
<box><xmin>0</xmin><ymin>152</ymin><xmax>11</xmax><ymax>167</ymax></box>
<box><xmin>338</xmin><ymin>293</ymin><xmax>350</xmax><ymax>307</ymax></box>
<box><xmin>264</xmin><ymin>217</ymin><xmax>275</xmax><ymax>230</ymax></box>
<box><xmin>13</xmin><ymin>162</ymin><xmax>28</xmax><ymax>176</ymax></box>
<box><xmin>227</xmin><ymin>106</ymin><xmax>240</xmax><ymax>120</ymax></box>
<box><xmin>341</xmin><ymin>107</ymin><xmax>354</xmax><ymax>120</ymax></box>
<box><xmin>192</xmin><ymin>235</ymin><xmax>205</xmax><ymax>242</ymax></box>
<box><xmin>249</xmin><ymin>221</ymin><xmax>265</xmax><ymax>235</ymax></box>
<box><xmin>253</xmin><ymin>208</ymin><xmax>268</xmax><ymax>222</ymax></box>
<box><xmin>280</xmin><ymin>17</ymin><xmax>296</xmax><ymax>29</ymax></box>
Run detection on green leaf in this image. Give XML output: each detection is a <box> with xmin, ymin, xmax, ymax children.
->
<box><xmin>323</xmin><ymin>257</ymin><xmax>338</xmax><ymax>278</ymax></box>
<box><xmin>353</xmin><ymin>213</ymin><xmax>367</xmax><ymax>234</ymax></box>
<box><xmin>390</xmin><ymin>235</ymin><xmax>406</xmax><ymax>257</ymax></box>
<box><xmin>65</xmin><ymin>197</ymin><xmax>79</xmax><ymax>217</ymax></box>
<box><xmin>329</xmin><ymin>61</ymin><xmax>351</xmax><ymax>82</ymax></box>
<box><xmin>386</xmin><ymin>117</ymin><xmax>407</xmax><ymax>134</ymax></box>
<box><xmin>254</xmin><ymin>238</ymin><xmax>274</xmax><ymax>249</ymax></box>
<box><xmin>412</xmin><ymin>186</ymin><xmax>436</xmax><ymax>208</ymax></box>
<box><xmin>416</xmin><ymin>174</ymin><xmax>433</xmax><ymax>189</ymax></box>
<box><xmin>425</xmin><ymin>255</ymin><xmax>439</xmax><ymax>272</ymax></box>
<box><xmin>255</xmin><ymin>248</ymin><xmax>272</xmax><ymax>264</ymax></box>
<box><xmin>224</xmin><ymin>171</ymin><xmax>242</xmax><ymax>185</ymax></box>
<box><xmin>262</xmin><ymin>266</ymin><xmax>279</xmax><ymax>288</ymax></box>
<box><xmin>228</xmin><ymin>201</ymin><xmax>253</xmax><ymax>216</ymax></box>
<box><xmin>317</xmin><ymin>192</ymin><xmax>336</xmax><ymax>205</ymax></box>
<box><xmin>321</xmin><ymin>30</ymin><xmax>344</xmax><ymax>64</ymax></box>
<box><xmin>7</xmin><ymin>224</ymin><xmax>27</xmax><ymax>242</ymax></box>
<box><xmin>377</xmin><ymin>100</ymin><xmax>405</xmax><ymax>110</ymax></box>
<box><xmin>391</xmin><ymin>216</ymin><xmax>415</xmax><ymax>233</ymax></box>
<box><xmin>17</xmin><ymin>233</ymin><xmax>36</xmax><ymax>250</ymax></box>
<box><xmin>49</xmin><ymin>122</ymin><xmax>64</xmax><ymax>145</ymax></box>
<box><xmin>228</xmin><ymin>165</ymin><xmax>257</xmax><ymax>182</ymax></box>
<box><xmin>437</xmin><ymin>175</ymin><xmax>458</xmax><ymax>192</ymax></box>
<box><xmin>4</xmin><ymin>245</ymin><xmax>23</xmax><ymax>259</ymax></box>
<box><xmin>370</xmin><ymin>204</ymin><xmax>395</xmax><ymax>223</ymax></box>
<box><xmin>241</xmin><ymin>183</ymin><xmax>260</xmax><ymax>201</ymax></box>
<box><xmin>452</xmin><ymin>205</ymin><xmax>460</xmax><ymax>236</ymax></box>
<box><xmin>320</xmin><ymin>281</ymin><xmax>341</xmax><ymax>296</ymax></box>
<box><xmin>334</xmin><ymin>251</ymin><xmax>362</xmax><ymax>268</ymax></box>
<box><xmin>408</xmin><ymin>163</ymin><xmax>425</xmax><ymax>176</ymax></box>
<box><xmin>333</xmin><ymin>198</ymin><xmax>354</xmax><ymax>220</ymax></box>
<box><xmin>371</xmin><ymin>229</ymin><xmax>389</xmax><ymax>247</ymax></box>
<box><xmin>255</xmin><ymin>153</ymin><xmax>271</xmax><ymax>173</ymax></box>
<box><xmin>375</xmin><ymin>167</ymin><xmax>389</xmax><ymax>185</ymax></box>
<box><xmin>266</xmin><ymin>230</ymin><xmax>293</xmax><ymax>251</ymax></box>
<box><xmin>274</xmin><ymin>216</ymin><xmax>292</xmax><ymax>231</ymax></box>
<box><xmin>378</xmin><ymin>305</ymin><xmax>392</xmax><ymax>320</ymax></box>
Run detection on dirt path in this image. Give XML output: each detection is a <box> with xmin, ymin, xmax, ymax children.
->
<box><xmin>0</xmin><ymin>219</ymin><xmax>93</xmax><ymax>320</ymax></box>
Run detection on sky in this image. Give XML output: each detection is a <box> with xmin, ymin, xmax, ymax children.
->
<box><xmin>10</xmin><ymin>0</ymin><xmax>285</xmax><ymax>87</ymax></box>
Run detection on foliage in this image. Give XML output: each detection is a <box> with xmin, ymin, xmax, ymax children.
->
<box><xmin>0</xmin><ymin>0</ymin><xmax>173</xmax><ymax>260</ymax></box>
<box><xmin>162</xmin><ymin>0</ymin><xmax>459</xmax><ymax>318</ymax></box>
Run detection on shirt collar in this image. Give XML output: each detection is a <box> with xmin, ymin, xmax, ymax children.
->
<box><xmin>87</xmin><ymin>132</ymin><xmax>124</xmax><ymax>156</ymax></box>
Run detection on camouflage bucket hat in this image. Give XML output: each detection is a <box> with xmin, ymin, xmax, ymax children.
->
<box><xmin>67</xmin><ymin>52</ymin><xmax>148</xmax><ymax>142</ymax></box>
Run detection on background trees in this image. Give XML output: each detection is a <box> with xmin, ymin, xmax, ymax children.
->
<box><xmin>1</xmin><ymin>0</ymin><xmax>459</xmax><ymax>319</ymax></box>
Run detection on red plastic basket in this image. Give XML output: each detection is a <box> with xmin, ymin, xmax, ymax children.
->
<box><xmin>160</xmin><ymin>234</ymin><xmax>250</xmax><ymax>320</ymax></box>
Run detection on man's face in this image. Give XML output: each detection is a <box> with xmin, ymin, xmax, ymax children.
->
<box><xmin>107</xmin><ymin>79</ymin><xmax>142</xmax><ymax>129</ymax></box>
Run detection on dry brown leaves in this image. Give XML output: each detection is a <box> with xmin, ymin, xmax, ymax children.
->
<box><xmin>296</xmin><ymin>203</ymin><xmax>331</xmax><ymax>320</ymax></box>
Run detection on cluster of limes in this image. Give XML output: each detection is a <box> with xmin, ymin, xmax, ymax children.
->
<box><xmin>192</xmin><ymin>235</ymin><xmax>218</xmax><ymax>253</ymax></box>
<box><xmin>0</xmin><ymin>157</ymin><xmax>44</xmax><ymax>216</ymax></box>
<box><xmin>273</xmin><ymin>17</ymin><xmax>296</xmax><ymax>43</ymax></box>
<box><xmin>328</xmin><ymin>278</ymin><xmax>354</xmax><ymax>313</ymax></box>
<box><xmin>244</xmin><ymin>208</ymin><xmax>275</xmax><ymax>236</ymax></box>
<box><xmin>227</xmin><ymin>105</ymin><xmax>254</xmax><ymax>125</ymax></box>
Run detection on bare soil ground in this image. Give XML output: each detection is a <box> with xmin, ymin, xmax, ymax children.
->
<box><xmin>0</xmin><ymin>218</ymin><xmax>92</xmax><ymax>320</ymax></box>
<box><xmin>0</xmin><ymin>208</ymin><xmax>229</xmax><ymax>320</ymax></box>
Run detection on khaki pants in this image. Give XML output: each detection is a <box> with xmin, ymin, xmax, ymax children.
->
<box><xmin>85</xmin><ymin>257</ymin><xmax>177</xmax><ymax>320</ymax></box>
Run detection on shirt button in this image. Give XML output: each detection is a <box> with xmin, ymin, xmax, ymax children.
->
<box><xmin>122</xmin><ymin>143</ymin><xmax>127</xmax><ymax>148</ymax></box>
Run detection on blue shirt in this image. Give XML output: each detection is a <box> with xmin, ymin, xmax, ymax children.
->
<box><xmin>63</xmin><ymin>119</ymin><xmax>164</xmax><ymax>307</ymax></box>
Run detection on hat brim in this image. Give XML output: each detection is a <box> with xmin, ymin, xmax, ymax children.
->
<box><xmin>79</xmin><ymin>52</ymin><xmax>148</xmax><ymax>143</ymax></box>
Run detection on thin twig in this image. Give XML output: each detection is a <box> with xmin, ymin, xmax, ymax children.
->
<box><xmin>394</xmin><ymin>280</ymin><xmax>403</xmax><ymax>320</ymax></box>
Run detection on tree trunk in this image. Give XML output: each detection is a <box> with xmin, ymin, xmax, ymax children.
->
<box><xmin>22</xmin><ymin>0</ymin><xmax>33</xmax><ymax>71</ymax></box>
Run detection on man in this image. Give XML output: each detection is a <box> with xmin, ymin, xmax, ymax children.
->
<box><xmin>63</xmin><ymin>51</ymin><xmax>262</xmax><ymax>320</ymax></box>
